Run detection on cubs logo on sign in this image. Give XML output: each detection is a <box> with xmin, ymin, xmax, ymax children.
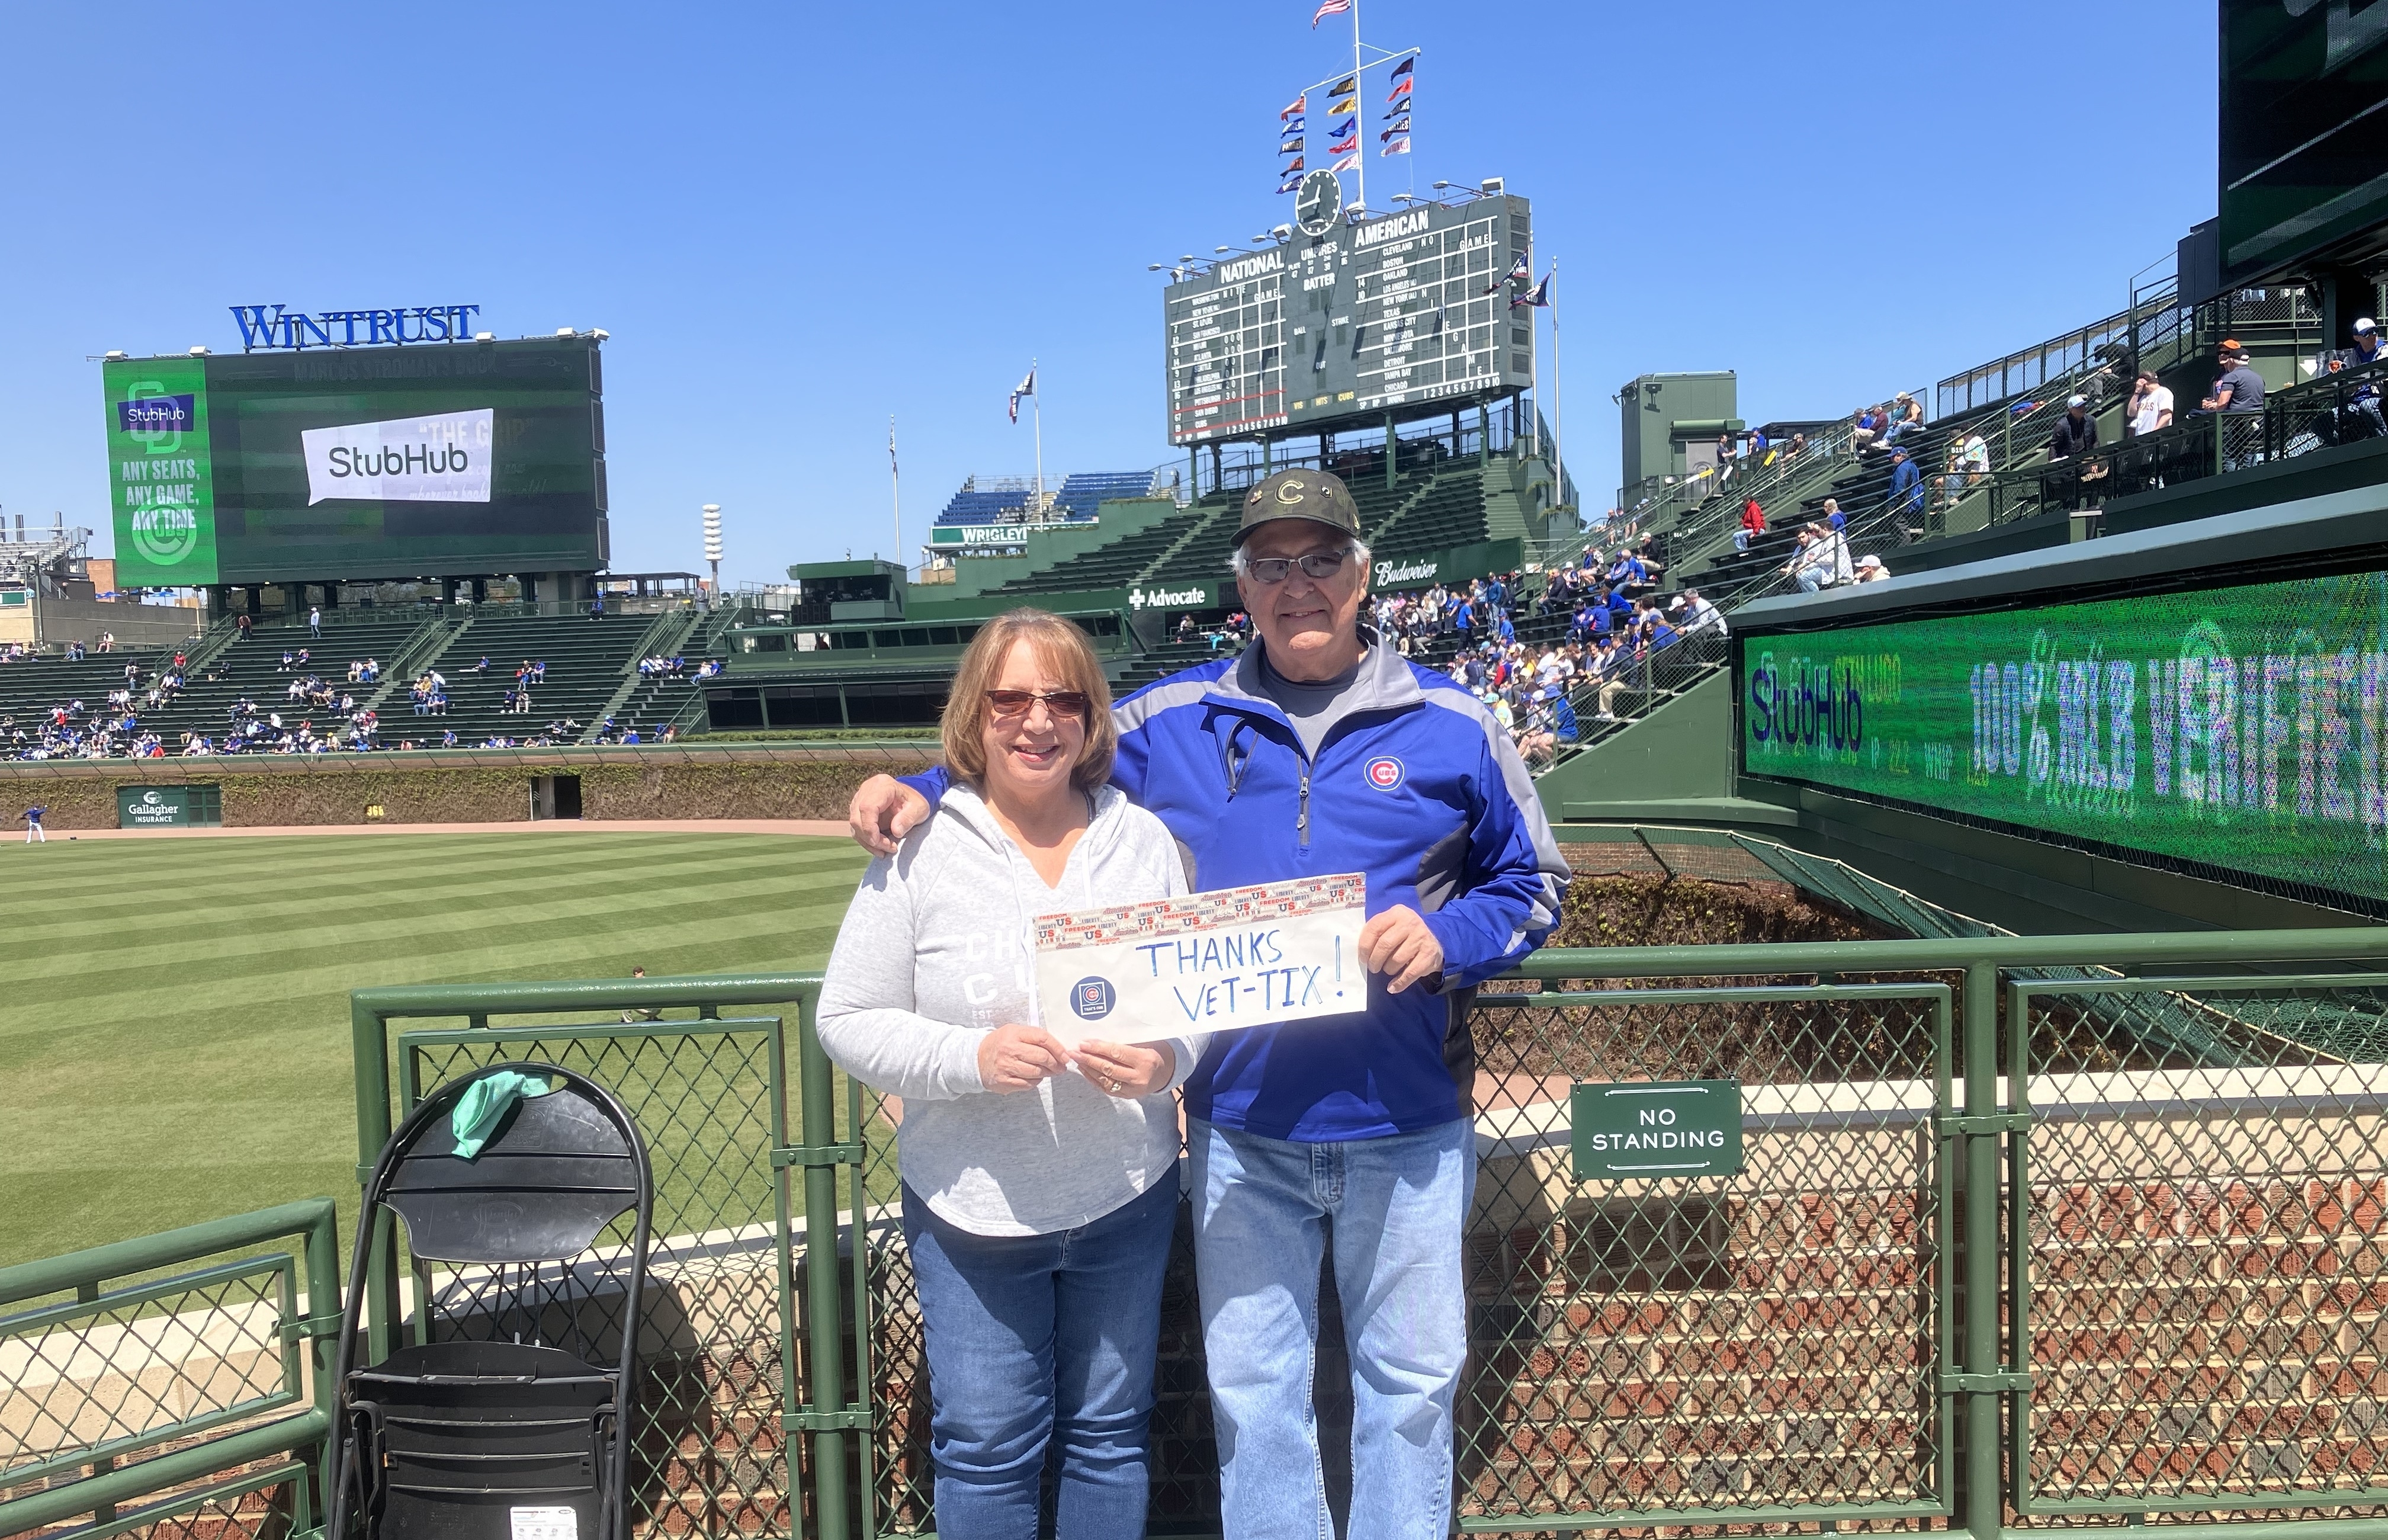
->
<box><xmin>1071</xmin><ymin>977</ymin><xmax>1117</xmax><ymax>1021</ymax></box>
<box><xmin>1363</xmin><ymin>756</ymin><xmax>1405</xmax><ymax>792</ymax></box>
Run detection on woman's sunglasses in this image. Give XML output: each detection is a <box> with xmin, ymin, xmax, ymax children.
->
<box><xmin>985</xmin><ymin>689</ymin><xmax>1091</xmax><ymax>721</ymax></box>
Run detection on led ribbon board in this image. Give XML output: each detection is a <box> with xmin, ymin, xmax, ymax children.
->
<box><xmin>1741</xmin><ymin>570</ymin><xmax>2388</xmax><ymax>906</ymax></box>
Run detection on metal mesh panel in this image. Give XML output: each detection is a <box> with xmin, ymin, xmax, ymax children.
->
<box><xmin>2015</xmin><ymin>975</ymin><xmax>2388</xmax><ymax>1522</ymax></box>
<box><xmin>401</xmin><ymin>1021</ymin><xmax>791</xmax><ymax>1540</ymax></box>
<box><xmin>2</xmin><ymin>1264</ymin><xmax>298</xmax><ymax>1493</ymax></box>
<box><xmin>25</xmin><ymin>1462</ymin><xmax>313</xmax><ymax>1540</ymax></box>
<box><xmin>122</xmin><ymin>1469</ymin><xmax>304</xmax><ymax>1540</ymax></box>
<box><xmin>1459</xmin><ymin>984</ymin><xmax>1951</xmax><ymax>1528</ymax></box>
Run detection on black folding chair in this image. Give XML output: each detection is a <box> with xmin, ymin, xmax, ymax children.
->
<box><xmin>328</xmin><ymin>1063</ymin><xmax>654</xmax><ymax>1540</ymax></box>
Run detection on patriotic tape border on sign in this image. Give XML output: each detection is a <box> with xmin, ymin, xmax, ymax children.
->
<box><xmin>1035</xmin><ymin>872</ymin><xmax>1366</xmax><ymax>952</ymax></box>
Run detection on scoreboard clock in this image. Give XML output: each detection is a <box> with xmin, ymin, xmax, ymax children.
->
<box><xmin>1295</xmin><ymin>171</ymin><xmax>1344</xmax><ymax>237</ymax></box>
<box><xmin>1163</xmin><ymin>191</ymin><xmax>1534</xmax><ymax>448</ymax></box>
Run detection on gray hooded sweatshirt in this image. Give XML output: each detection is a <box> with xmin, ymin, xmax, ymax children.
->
<box><xmin>817</xmin><ymin>782</ymin><xmax>1204</xmax><ymax>1236</ymax></box>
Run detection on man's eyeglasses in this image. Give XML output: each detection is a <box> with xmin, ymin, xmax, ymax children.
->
<box><xmin>985</xmin><ymin>689</ymin><xmax>1090</xmax><ymax>721</ymax></box>
<box><xmin>1243</xmin><ymin>548</ymin><xmax>1357</xmax><ymax>585</ymax></box>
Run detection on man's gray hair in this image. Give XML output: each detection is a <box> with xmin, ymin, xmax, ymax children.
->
<box><xmin>1228</xmin><ymin>539</ymin><xmax>1373</xmax><ymax>579</ymax></box>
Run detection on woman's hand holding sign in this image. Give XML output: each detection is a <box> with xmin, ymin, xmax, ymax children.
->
<box><xmin>977</xmin><ymin>1025</ymin><xmax>1073</xmax><ymax>1093</ymax></box>
<box><xmin>1358</xmin><ymin>904</ymin><xmax>1444</xmax><ymax>994</ymax></box>
<box><xmin>1076</xmin><ymin>1040</ymin><xmax>1175</xmax><ymax>1099</ymax></box>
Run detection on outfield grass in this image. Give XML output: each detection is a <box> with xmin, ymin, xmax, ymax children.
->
<box><xmin>0</xmin><ymin>830</ymin><xmax>870</xmax><ymax>1268</ymax></box>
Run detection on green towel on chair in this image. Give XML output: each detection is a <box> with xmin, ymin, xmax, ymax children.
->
<box><xmin>451</xmin><ymin>1071</ymin><xmax>558</xmax><ymax>1160</ymax></box>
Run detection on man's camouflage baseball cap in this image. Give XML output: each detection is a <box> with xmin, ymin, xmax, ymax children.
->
<box><xmin>1233</xmin><ymin>469</ymin><xmax>1363</xmax><ymax>546</ymax></box>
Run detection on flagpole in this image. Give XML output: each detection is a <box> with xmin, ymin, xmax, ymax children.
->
<box><xmin>888</xmin><ymin>415</ymin><xmax>903</xmax><ymax>570</ymax></box>
<box><xmin>1350</xmin><ymin>0</ymin><xmax>1366</xmax><ymax>214</ymax></box>
<box><xmin>1032</xmin><ymin>358</ymin><xmax>1045</xmax><ymax>517</ymax></box>
<box><xmin>1550</xmin><ymin>261</ymin><xmax>1564</xmax><ymax>521</ymax></box>
<box><xmin>1526</xmin><ymin>235</ymin><xmax>1540</xmax><ymax>464</ymax></box>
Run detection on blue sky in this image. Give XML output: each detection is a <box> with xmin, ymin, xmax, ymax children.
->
<box><xmin>0</xmin><ymin>3</ymin><xmax>2216</xmax><ymax>587</ymax></box>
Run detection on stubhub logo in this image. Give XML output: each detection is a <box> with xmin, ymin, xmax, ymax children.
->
<box><xmin>118</xmin><ymin>395</ymin><xmax>195</xmax><ymax>436</ymax></box>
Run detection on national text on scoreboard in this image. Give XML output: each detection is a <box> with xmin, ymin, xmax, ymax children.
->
<box><xmin>1163</xmin><ymin>194</ymin><xmax>1533</xmax><ymax>447</ymax></box>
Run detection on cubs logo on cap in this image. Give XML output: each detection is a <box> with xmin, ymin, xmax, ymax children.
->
<box><xmin>1071</xmin><ymin>976</ymin><xmax>1117</xmax><ymax>1021</ymax></box>
<box><xmin>1363</xmin><ymin>756</ymin><xmax>1405</xmax><ymax>791</ymax></box>
<box><xmin>1234</xmin><ymin>468</ymin><xmax>1363</xmax><ymax>546</ymax></box>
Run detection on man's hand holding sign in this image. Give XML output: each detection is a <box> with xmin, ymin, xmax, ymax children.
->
<box><xmin>1355</xmin><ymin>903</ymin><xmax>1445</xmax><ymax>995</ymax></box>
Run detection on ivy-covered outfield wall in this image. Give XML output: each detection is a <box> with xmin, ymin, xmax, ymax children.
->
<box><xmin>0</xmin><ymin>747</ymin><xmax>938</xmax><ymax>830</ymax></box>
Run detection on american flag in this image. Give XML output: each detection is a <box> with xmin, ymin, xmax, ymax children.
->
<box><xmin>1310</xmin><ymin>0</ymin><xmax>1351</xmax><ymax>27</ymax></box>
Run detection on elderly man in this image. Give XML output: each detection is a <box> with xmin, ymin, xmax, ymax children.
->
<box><xmin>848</xmin><ymin>467</ymin><xmax>1570</xmax><ymax>1540</ymax></box>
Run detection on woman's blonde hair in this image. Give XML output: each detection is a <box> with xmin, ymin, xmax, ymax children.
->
<box><xmin>940</xmin><ymin>608</ymin><xmax>1117</xmax><ymax>793</ymax></box>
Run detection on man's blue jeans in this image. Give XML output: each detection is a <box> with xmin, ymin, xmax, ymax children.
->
<box><xmin>1190</xmin><ymin>1116</ymin><xmax>1476</xmax><ymax>1540</ymax></box>
<box><xmin>901</xmin><ymin>1176</ymin><xmax>1178</xmax><ymax>1539</ymax></box>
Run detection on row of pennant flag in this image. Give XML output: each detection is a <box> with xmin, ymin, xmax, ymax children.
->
<box><xmin>1276</xmin><ymin>53</ymin><xmax>1413</xmax><ymax>192</ymax></box>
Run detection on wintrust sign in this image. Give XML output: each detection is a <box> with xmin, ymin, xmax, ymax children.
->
<box><xmin>302</xmin><ymin>409</ymin><xmax>493</xmax><ymax>505</ymax></box>
<box><xmin>230</xmin><ymin>304</ymin><xmax>482</xmax><ymax>352</ymax></box>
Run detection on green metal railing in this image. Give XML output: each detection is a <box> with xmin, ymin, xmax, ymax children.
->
<box><xmin>0</xmin><ymin>1201</ymin><xmax>340</xmax><ymax>1540</ymax></box>
<box><xmin>19</xmin><ymin>928</ymin><xmax>2388</xmax><ymax>1540</ymax></box>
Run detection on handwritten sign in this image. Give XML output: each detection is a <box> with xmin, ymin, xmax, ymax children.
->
<box><xmin>1033</xmin><ymin>873</ymin><xmax>1369</xmax><ymax>1045</ymax></box>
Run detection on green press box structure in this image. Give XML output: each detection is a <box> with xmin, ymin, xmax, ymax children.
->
<box><xmin>100</xmin><ymin>337</ymin><xmax>607</xmax><ymax>589</ymax></box>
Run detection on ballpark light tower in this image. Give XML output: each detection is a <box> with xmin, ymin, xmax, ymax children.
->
<box><xmin>701</xmin><ymin>504</ymin><xmax>723</xmax><ymax>596</ymax></box>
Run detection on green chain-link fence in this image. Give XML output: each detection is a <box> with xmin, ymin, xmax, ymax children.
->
<box><xmin>17</xmin><ymin>932</ymin><xmax>2388</xmax><ymax>1540</ymax></box>
<box><xmin>393</xmin><ymin>1016</ymin><xmax>800</xmax><ymax>1540</ymax></box>
<box><xmin>1</xmin><ymin>1202</ymin><xmax>338</xmax><ymax>1540</ymax></box>
<box><xmin>2009</xmin><ymin>974</ymin><xmax>2388</xmax><ymax>1526</ymax></box>
<box><xmin>1461</xmin><ymin>980</ymin><xmax>1953</xmax><ymax>1528</ymax></box>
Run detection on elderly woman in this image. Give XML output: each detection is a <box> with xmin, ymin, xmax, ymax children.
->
<box><xmin>817</xmin><ymin>608</ymin><xmax>1201</xmax><ymax>1538</ymax></box>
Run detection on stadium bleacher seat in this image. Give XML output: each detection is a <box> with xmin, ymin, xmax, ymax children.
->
<box><xmin>0</xmin><ymin>649</ymin><xmax>172</xmax><ymax>740</ymax></box>
<box><xmin>149</xmin><ymin>614</ymin><xmax>431</xmax><ymax>746</ymax></box>
<box><xmin>933</xmin><ymin>470</ymin><xmax>1166</xmax><ymax>529</ymax></box>
<box><xmin>391</xmin><ymin>613</ymin><xmax>655</xmax><ymax>744</ymax></box>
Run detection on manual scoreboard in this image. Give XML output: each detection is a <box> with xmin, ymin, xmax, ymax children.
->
<box><xmin>1164</xmin><ymin>190</ymin><xmax>1535</xmax><ymax>447</ymax></box>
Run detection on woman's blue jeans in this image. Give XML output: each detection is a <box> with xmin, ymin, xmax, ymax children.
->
<box><xmin>901</xmin><ymin>1176</ymin><xmax>1180</xmax><ymax>1539</ymax></box>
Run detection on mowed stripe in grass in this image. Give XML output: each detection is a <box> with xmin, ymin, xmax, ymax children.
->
<box><xmin>0</xmin><ymin>832</ymin><xmax>870</xmax><ymax>1266</ymax></box>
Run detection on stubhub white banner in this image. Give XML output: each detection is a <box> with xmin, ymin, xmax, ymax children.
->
<box><xmin>301</xmin><ymin>409</ymin><xmax>493</xmax><ymax>505</ymax></box>
<box><xmin>1032</xmin><ymin>872</ymin><xmax>1368</xmax><ymax>1046</ymax></box>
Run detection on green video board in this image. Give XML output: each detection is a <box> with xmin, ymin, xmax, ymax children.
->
<box><xmin>104</xmin><ymin>356</ymin><xmax>220</xmax><ymax>586</ymax></box>
<box><xmin>102</xmin><ymin>337</ymin><xmax>605</xmax><ymax>589</ymax></box>
<box><xmin>1741</xmin><ymin>570</ymin><xmax>2388</xmax><ymax>906</ymax></box>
